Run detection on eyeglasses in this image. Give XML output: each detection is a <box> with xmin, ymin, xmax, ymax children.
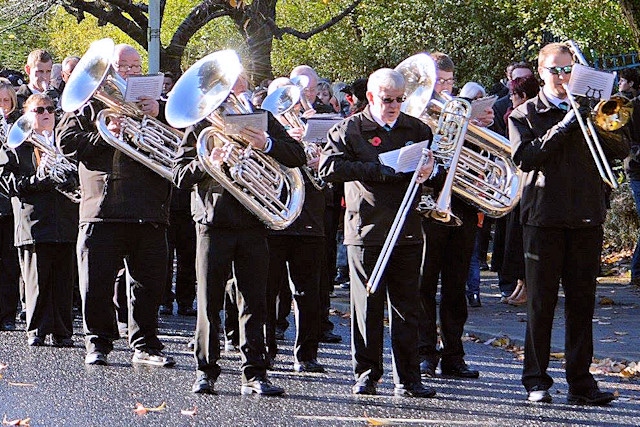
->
<box><xmin>31</xmin><ymin>106</ymin><xmax>55</xmax><ymax>114</ymax></box>
<box><xmin>545</xmin><ymin>65</ymin><xmax>572</xmax><ymax>75</ymax></box>
<box><xmin>114</xmin><ymin>63</ymin><xmax>142</xmax><ymax>72</ymax></box>
<box><xmin>436</xmin><ymin>78</ymin><xmax>456</xmax><ymax>85</ymax></box>
<box><xmin>378</xmin><ymin>95</ymin><xmax>406</xmax><ymax>104</ymax></box>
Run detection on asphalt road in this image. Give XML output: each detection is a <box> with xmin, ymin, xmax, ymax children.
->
<box><xmin>1</xmin><ymin>309</ymin><xmax>639</xmax><ymax>426</ymax></box>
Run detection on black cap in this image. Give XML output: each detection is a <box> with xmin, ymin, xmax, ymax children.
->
<box><xmin>0</xmin><ymin>69</ymin><xmax>25</xmax><ymax>87</ymax></box>
<box><xmin>340</xmin><ymin>78</ymin><xmax>367</xmax><ymax>101</ymax></box>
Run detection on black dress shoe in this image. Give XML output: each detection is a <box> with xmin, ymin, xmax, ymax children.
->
<box><xmin>567</xmin><ymin>388</ymin><xmax>616</xmax><ymax>405</ymax></box>
<box><xmin>177</xmin><ymin>306</ymin><xmax>197</xmax><ymax>316</ymax></box>
<box><xmin>394</xmin><ymin>383</ymin><xmax>436</xmax><ymax>398</ymax></box>
<box><xmin>51</xmin><ymin>336</ymin><xmax>74</xmax><ymax>347</ymax></box>
<box><xmin>28</xmin><ymin>336</ymin><xmax>45</xmax><ymax>347</ymax></box>
<box><xmin>85</xmin><ymin>351</ymin><xmax>108</xmax><ymax>365</ymax></box>
<box><xmin>320</xmin><ymin>331</ymin><xmax>342</xmax><ymax>343</ymax></box>
<box><xmin>420</xmin><ymin>359</ymin><xmax>437</xmax><ymax>378</ymax></box>
<box><xmin>1</xmin><ymin>322</ymin><xmax>16</xmax><ymax>331</ymax></box>
<box><xmin>467</xmin><ymin>292</ymin><xmax>481</xmax><ymax>307</ymax></box>
<box><xmin>441</xmin><ymin>362</ymin><xmax>479</xmax><ymax>378</ymax></box>
<box><xmin>241</xmin><ymin>378</ymin><xmax>285</xmax><ymax>396</ymax></box>
<box><xmin>527</xmin><ymin>386</ymin><xmax>552</xmax><ymax>403</ymax></box>
<box><xmin>294</xmin><ymin>359</ymin><xmax>325</xmax><ymax>373</ymax></box>
<box><xmin>352</xmin><ymin>380</ymin><xmax>377</xmax><ymax>395</ymax></box>
<box><xmin>192</xmin><ymin>372</ymin><xmax>216</xmax><ymax>394</ymax></box>
<box><xmin>274</xmin><ymin>328</ymin><xmax>286</xmax><ymax>341</ymax></box>
<box><xmin>158</xmin><ymin>304</ymin><xmax>173</xmax><ymax>315</ymax></box>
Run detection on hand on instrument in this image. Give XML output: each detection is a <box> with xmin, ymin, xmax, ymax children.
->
<box><xmin>208</xmin><ymin>146</ymin><xmax>228</xmax><ymax>166</ymax></box>
<box><xmin>136</xmin><ymin>96</ymin><xmax>160</xmax><ymax>118</ymax></box>
<box><xmin>378</xmin><ymin>165</ymin><xmax>406</xmax><ymax>183</ymax></box>
<box><xmin>416</xmin><ymin>150</ymin><xmax>435</xmax><ymax>184</ymax></box>
<box><xmin>239</xmin><ymin>126</ymin><xmax>268</xmax><ymax>151</ymax></box>
<box><xmin>107</xmin><ymin>116</ymin><xmax>123</xmax><ymax>137</ymax></box>
<box><xmin>287</xmin><ymin>126</ymin><xmax>304</xmax><ymax>142</ymax></box>
<box><xmin>57</xmin><ymin>174</ymin><xmax>79</xmax><ymax>193</ymax></box>
<box><xmin>301</xmin><ymin>108</ymin><xmax>317</xmax><ymax>119</ymax></box>
<box><xmin>306</xmin><ymin>155</ymin><xmax>320</xmax><ymax>171</ymax></box>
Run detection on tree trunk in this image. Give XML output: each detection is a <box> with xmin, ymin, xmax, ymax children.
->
<box><xmin>620</xmin><ymin>0</ymin><xmax>640</xmax><ymax>50</ymax></box>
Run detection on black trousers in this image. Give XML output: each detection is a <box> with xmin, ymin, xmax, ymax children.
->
<box><xmin>265</xmin><ymin>235</ymin><xmax>322</xmax><ymax>363</ymax></box>
<box><xmin>321</xmin><ymin>198</ymin><xmax>341</xmax><ymax>333</ymax></box>
<box><xmin>521</xmin><ymin>225</ymin><xmax>601</xmax><ymax>394</ymax></box>
<box><xmin>19</xmin><ymin>242</ymin><xmax>74</xmax><ymax>339</ymax></box>
<box><xmin>162</xmin><ymin>209</ymin><xmax>196</xmax><ymax>309</ymax></box>
<box><xmin>0</xmin><ymin>216</ymin><xmax>19</xmax><ymax>325</ymax></box>
<box><xmin>78</xmin><ymin>222</ymin><xmax>167</xmax><ymax>354</ymax></box>
<box><xmin>194</xmin><ymin>224</ymin><xmax>270</xmax><ymax>383</ymax></box>
<box><xmin>348</xmin><ymin>244</ymin><xmax>423</xmax><ymax>386</ymax></box>
<box><xmin>419</xmin><ymin>210</ymin><xmax>477</xmax><ymax>364</ymax></box>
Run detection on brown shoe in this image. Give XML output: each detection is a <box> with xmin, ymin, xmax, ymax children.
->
<box><xmin>508</xmin><ymin>280</ymin><xmax>527</xmax><ymax>306</ymax></box>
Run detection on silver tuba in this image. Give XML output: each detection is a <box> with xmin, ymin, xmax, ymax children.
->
<box><xmin>61</xmin><ymin>38</ymin><xmax>183</xmax><ymax>181</ymax></box>
<box><xmin>261</xmin><ymin>85</ymin><xmax>325</xmax><ymax>190</ymax></box>
<box><xmin>165</xmin><ymin>50</ymin><xmax>305</xmax><ymax>230</ymax></box>
<box><xmin>7</xmin><ymin>114</ymin><xmax>81</xmax><ymax>203</ymax></box>
<box><xmin>395</xmin><ymin>53</ymin><xmax>523</xmax><ymax>222</ymax></box>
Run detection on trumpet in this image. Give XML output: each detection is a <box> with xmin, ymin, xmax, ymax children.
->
<box><xmin>165</xmin><ymin>50</ymin><xmax>305</xmax><ymax>230</ymax></box>
<box><xmin>563</xmin><ymin>40</ymin><xmax>632</xmax><ymax>189</ymax></box>
<box><xmin>261</xmin><ymin>84</ymin><xmax>326</xmax><ymax>190</ymax></box>
<box><xmin>7</xmin><ymin>114</ymin><xmax>81</xmax><ymax>203</ymax></box>
<box><xmin>61</xmin><ymin>38</ymin><xmax>183</xmax><ymax>181</ymax></box>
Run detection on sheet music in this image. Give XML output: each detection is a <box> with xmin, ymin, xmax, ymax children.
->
<box><xmin>378</xmin><ymin>140</ymin><xmax>430</xmax><ymax>173</ymax></box>
<box><xmin>303</xmin><ymin>115</ymin><xmax>343</xmax><ymax>144</ymax></box>
<box><xmin>223</xmin><ymin>110</ymin><xmax>268</xmax><ymax>135</ymax></box>
<box><xmin>568</xmin><ymin>63</ymin><xmax>615</xmax><ymax>100</ymax></box>
<box><xmin>124</xmin><ymin>73</ymin><xmax>164</xmax><ymax>102</ymax></box>
<box><xmin>470</xmin><ymin>95</ymin><xmax>497</xmax><ymax>120</ymax></box>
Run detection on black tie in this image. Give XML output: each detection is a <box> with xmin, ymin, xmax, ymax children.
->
<box><xmin>558</xmin><ymin>102</ymin><xmax>569</xmax><ymax>112</ymax></box>
<box><xmin>383</xmin><ymin>124</ymin><xmax>392</xmax><ymax>131</ymax></box>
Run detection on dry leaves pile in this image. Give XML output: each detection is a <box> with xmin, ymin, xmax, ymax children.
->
<box><xmin>590</xmin><ymin>358</ymin><xmax>640</xmax><ymax>378</ymax></box>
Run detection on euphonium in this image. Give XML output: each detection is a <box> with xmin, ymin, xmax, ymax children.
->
<box><xmin>61</xmin><ymin>38</ymin><xmax>183</xmax><ymax>181</ymax></box>
<box><xmin>261</xmin><ymin>85</ymin><xmax>325</xmax><ymax>190</ymax></box>
<box><xmin>7</xmin><ymin>114</ymin><xmax>81</xmax><ymax>203</ymax></box>
<box><xmin>395</xmin><ymin>53</ymin><xmax>523</xmax><ymax>221</ymax></box>
<box><xmin>165</xmin><ymin>50</ymin><xmax>305</xmax><ymax>230</ymax></box>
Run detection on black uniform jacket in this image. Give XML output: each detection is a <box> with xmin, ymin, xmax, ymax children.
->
<box><xmin>269</xmin><ymin>176</ymin><xmax>325</xmax><ymax>237</ymax></box>
<box><xmin>172</xmin><ymin>109</ymin><xmax>306</xmax><ymax>230</ymax></box>
<box><xmin>509</xmin><ymin>89</ymin><xmax>630</xmax><ymax>228</ymax></box>
<box><xmin>57</xmin><ymin>100</ymin><xmax>172</xmax><ymax>225</ymax></box>
<box><xmin>6</xmin><ymin>143</ymin><xmax>78</xmax><ymax>246</ymax></box>
<box><xmin>623</xmin><ymin>96</ymin><xmax>640</xmax><ymax>181</ymax></box>
<box><xmin>319</xmin><ymin>106</ymin><xmax>433</xmax><ymax>246</ymax></box>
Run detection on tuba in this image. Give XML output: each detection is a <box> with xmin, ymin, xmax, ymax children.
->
<box><xmin>61</xmin><ymin>38</ymin><xmax>183</xmax><ymax>181</ymax></box>
<box><xmin>165</xmin><ymin>50</ymin><xmax>305</xmax><ymax>230</ymax></box>
<box><xmin>7</xmin><ymin>114</ymin><xmax>81</xmax><ymax>203</ymax></box>
<box><xmin>395</xmin><ymin>53</ymin><xmax>523</xmax><ymax>222</ymax></box>
<box><xmin>261</xmin><ymin>85</ymin><xmax>325</xmax><ymax>190</ymax></box>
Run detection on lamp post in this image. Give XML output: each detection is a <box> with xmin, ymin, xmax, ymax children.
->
<box><xmin>148</xmin><ymin>0</ymin><xmax>160</xmax><ymax>74</ymax></box>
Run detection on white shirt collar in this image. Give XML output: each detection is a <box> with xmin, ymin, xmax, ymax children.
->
<box><xmin>542</xmin><ymin>86</ymin><xmax>568</xmax><ymax>108</ymax></box>
<box><xmin>369</xmin><ymin>106</ymin><xmax>397</xmax><ymax>129</ymax></box>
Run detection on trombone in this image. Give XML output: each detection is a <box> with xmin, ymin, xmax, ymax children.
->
<box><xmin>563</xmin><ymin>40</ymin><xmax>632</xmax><ymax>189</ymax></box>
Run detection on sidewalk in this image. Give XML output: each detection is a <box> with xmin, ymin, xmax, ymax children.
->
<box><xmin>330</xmin><ymin>271</ymin><xmax>640</xmax><ymax>362</ymax></box>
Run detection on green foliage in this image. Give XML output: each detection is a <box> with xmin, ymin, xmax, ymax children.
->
<box><xmin>605</xmin><ymin>182</ymin><xmax>640</xmax><ymax>251</ymax></box>
<box><xmin>0</xmin><ymin>16</ymin><xmax>50</xmax><ymax>71</ymax></box>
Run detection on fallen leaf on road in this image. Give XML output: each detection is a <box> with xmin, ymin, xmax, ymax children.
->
<box><xmin>7</xmin><ymin>382</ymin><xmax>35</xmax><ymax>387</ymax></box>
<box><xmin>2</xmin><ymin>415</ymin><xmax>30</xmax><ymax>426</ymax></box>
<box><xmin>0</xmin><ymin>363</ymin><xmax>7</xmax><ymax>371</ymax></box>
<box><xmin>599</xmin><ymin>297</ymin><xmax>615</xmax><ymax>305</ymax></box>
<box><xmin>364</xmin><ymin>411</ymin><xmax>390</xmax><ymax>426</ymax></box>
<box><xmin>614</xmin><ymin>331</ymin><xmax>629</xmax><ymax>336</ymax></box>
<box><xmin>599</xmin><ymin>338</ymin><xmax>618</xmax><ymax>343</ymax></box>
<box><xmin>134</xmin><ymin>402</ymin><xmax>166</xmax><ymax>415</ymax></box>
<box><xmin>181</xmin><ymin>406</ymin><xmax>197</xmax><ymax>416</ymax></box>
<box><xmin>549</xmin><ymin>352</ymin><xmax>565</xmax><ymax>360</ymax></box>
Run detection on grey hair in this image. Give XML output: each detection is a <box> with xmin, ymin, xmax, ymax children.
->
<box><xmin>459</xmin><ymin>82</ymin><xmax>486</xmax><ymax>99</ymax></box>
<box><xmin>367</xmin><ymin>68</ymin><xmax>405</xmax><ymax>94</ymax></box>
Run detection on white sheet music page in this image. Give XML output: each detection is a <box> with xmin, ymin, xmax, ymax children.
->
<box><xmin>124</xmin><ymin>73</ymin><xmax>165</xmax><ymax>102</ymax></box>
<box><xmin>303</xmin><ymin>115</ymin><xmax>343</xmax><ymax>144</ymax></box>
<box><xmin>378</xmin><ymin>140</ymin><xmax>430</xmax><ymax>173</ymax></box>
<box><xmin>470</xmin><ymin>95</ymin><xmax>497</xmax><ymax>120</ymax></box>
<box><xmin>568</xmin><ymin>64</ymin><xmax>615</xmax><ymax>100</ymax></box>
<box><xmin>223</xmin><ymin>110</ymin><xmax>268</xmax><ymax>135</ymax></box>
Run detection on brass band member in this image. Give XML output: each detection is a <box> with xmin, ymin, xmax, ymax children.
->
<box><xmin>320</xmin><ymin>68</ymin><xmax>436</xmax><ymax>397</ymax></box>
<box><xmin>173</xmin><ymin>76</ymin><xmax>306</xmax><ymax>396</ymax></box>
<box><xmin>508</xmin><ymin>42</ymin><xmax>626</xmax><ymax>405</ymax></box>
<box><xmin>58</xmin><ymin>44</ymin><xmax>174</xmax><ymax>367</ymax></box>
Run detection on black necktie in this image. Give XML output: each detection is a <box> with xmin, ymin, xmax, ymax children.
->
<box><xmin>383</xmin><ymin>124</ymin><xmax>392</xmax><ymax>131</ymax></box>
<box><xmin>558</xmin><ymin>102</ymin><xmax>569</xmax><ymax>112</ymax></box>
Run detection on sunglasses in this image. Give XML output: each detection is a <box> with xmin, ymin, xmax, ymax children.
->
<box><xmin>545</xmin><ymin>65</ymin><xmax>573</xmax><ymax>75</ymax></box>
<box><xmin>436</xmin><ymin>78</ymin><xmax>456</xmax><ymax>85</ymax></box>
<box><xmin>378</xmin><ymin>95</ymin><xmax>406</xmax><ymax>104</ymax></box>
<box><xmin>31</xmin><ymin>106</ymin><xmax>55</xmax><ymax>114</ymax></box>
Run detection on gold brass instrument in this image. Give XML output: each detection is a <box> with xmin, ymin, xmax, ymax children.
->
<box><xmin>395</xmin><ymin>53</ymin><xmax>523</xmax><ymax>222</ymax></box>
<box><xmin>261</xmin><ymin>85</ymin><xmax>326</xmax><ymax>190</ymax></box>
<box><xmin>7</xmin><ymin>114</ymin><xmax>81</xmax><ymax>203</ymax></box>
<box><xmin>165</xmin><ymin>50</ymin><xmax>305</xmax><ymax>230</ymax></box>
<box><xmin>563</xmin><ymin>40</ymin><xmax>632</xmax><ymax>189</ymax></box>
<box><xmin>60</xmin><ymin>38</ymin><xmax>183</xmax><ymax>181</ymax></box>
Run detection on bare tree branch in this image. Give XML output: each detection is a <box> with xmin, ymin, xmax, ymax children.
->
<box><xmin>269</xmin><ymin>0</ymin><xmax>364</xmax><ymax>40</ymax></box>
